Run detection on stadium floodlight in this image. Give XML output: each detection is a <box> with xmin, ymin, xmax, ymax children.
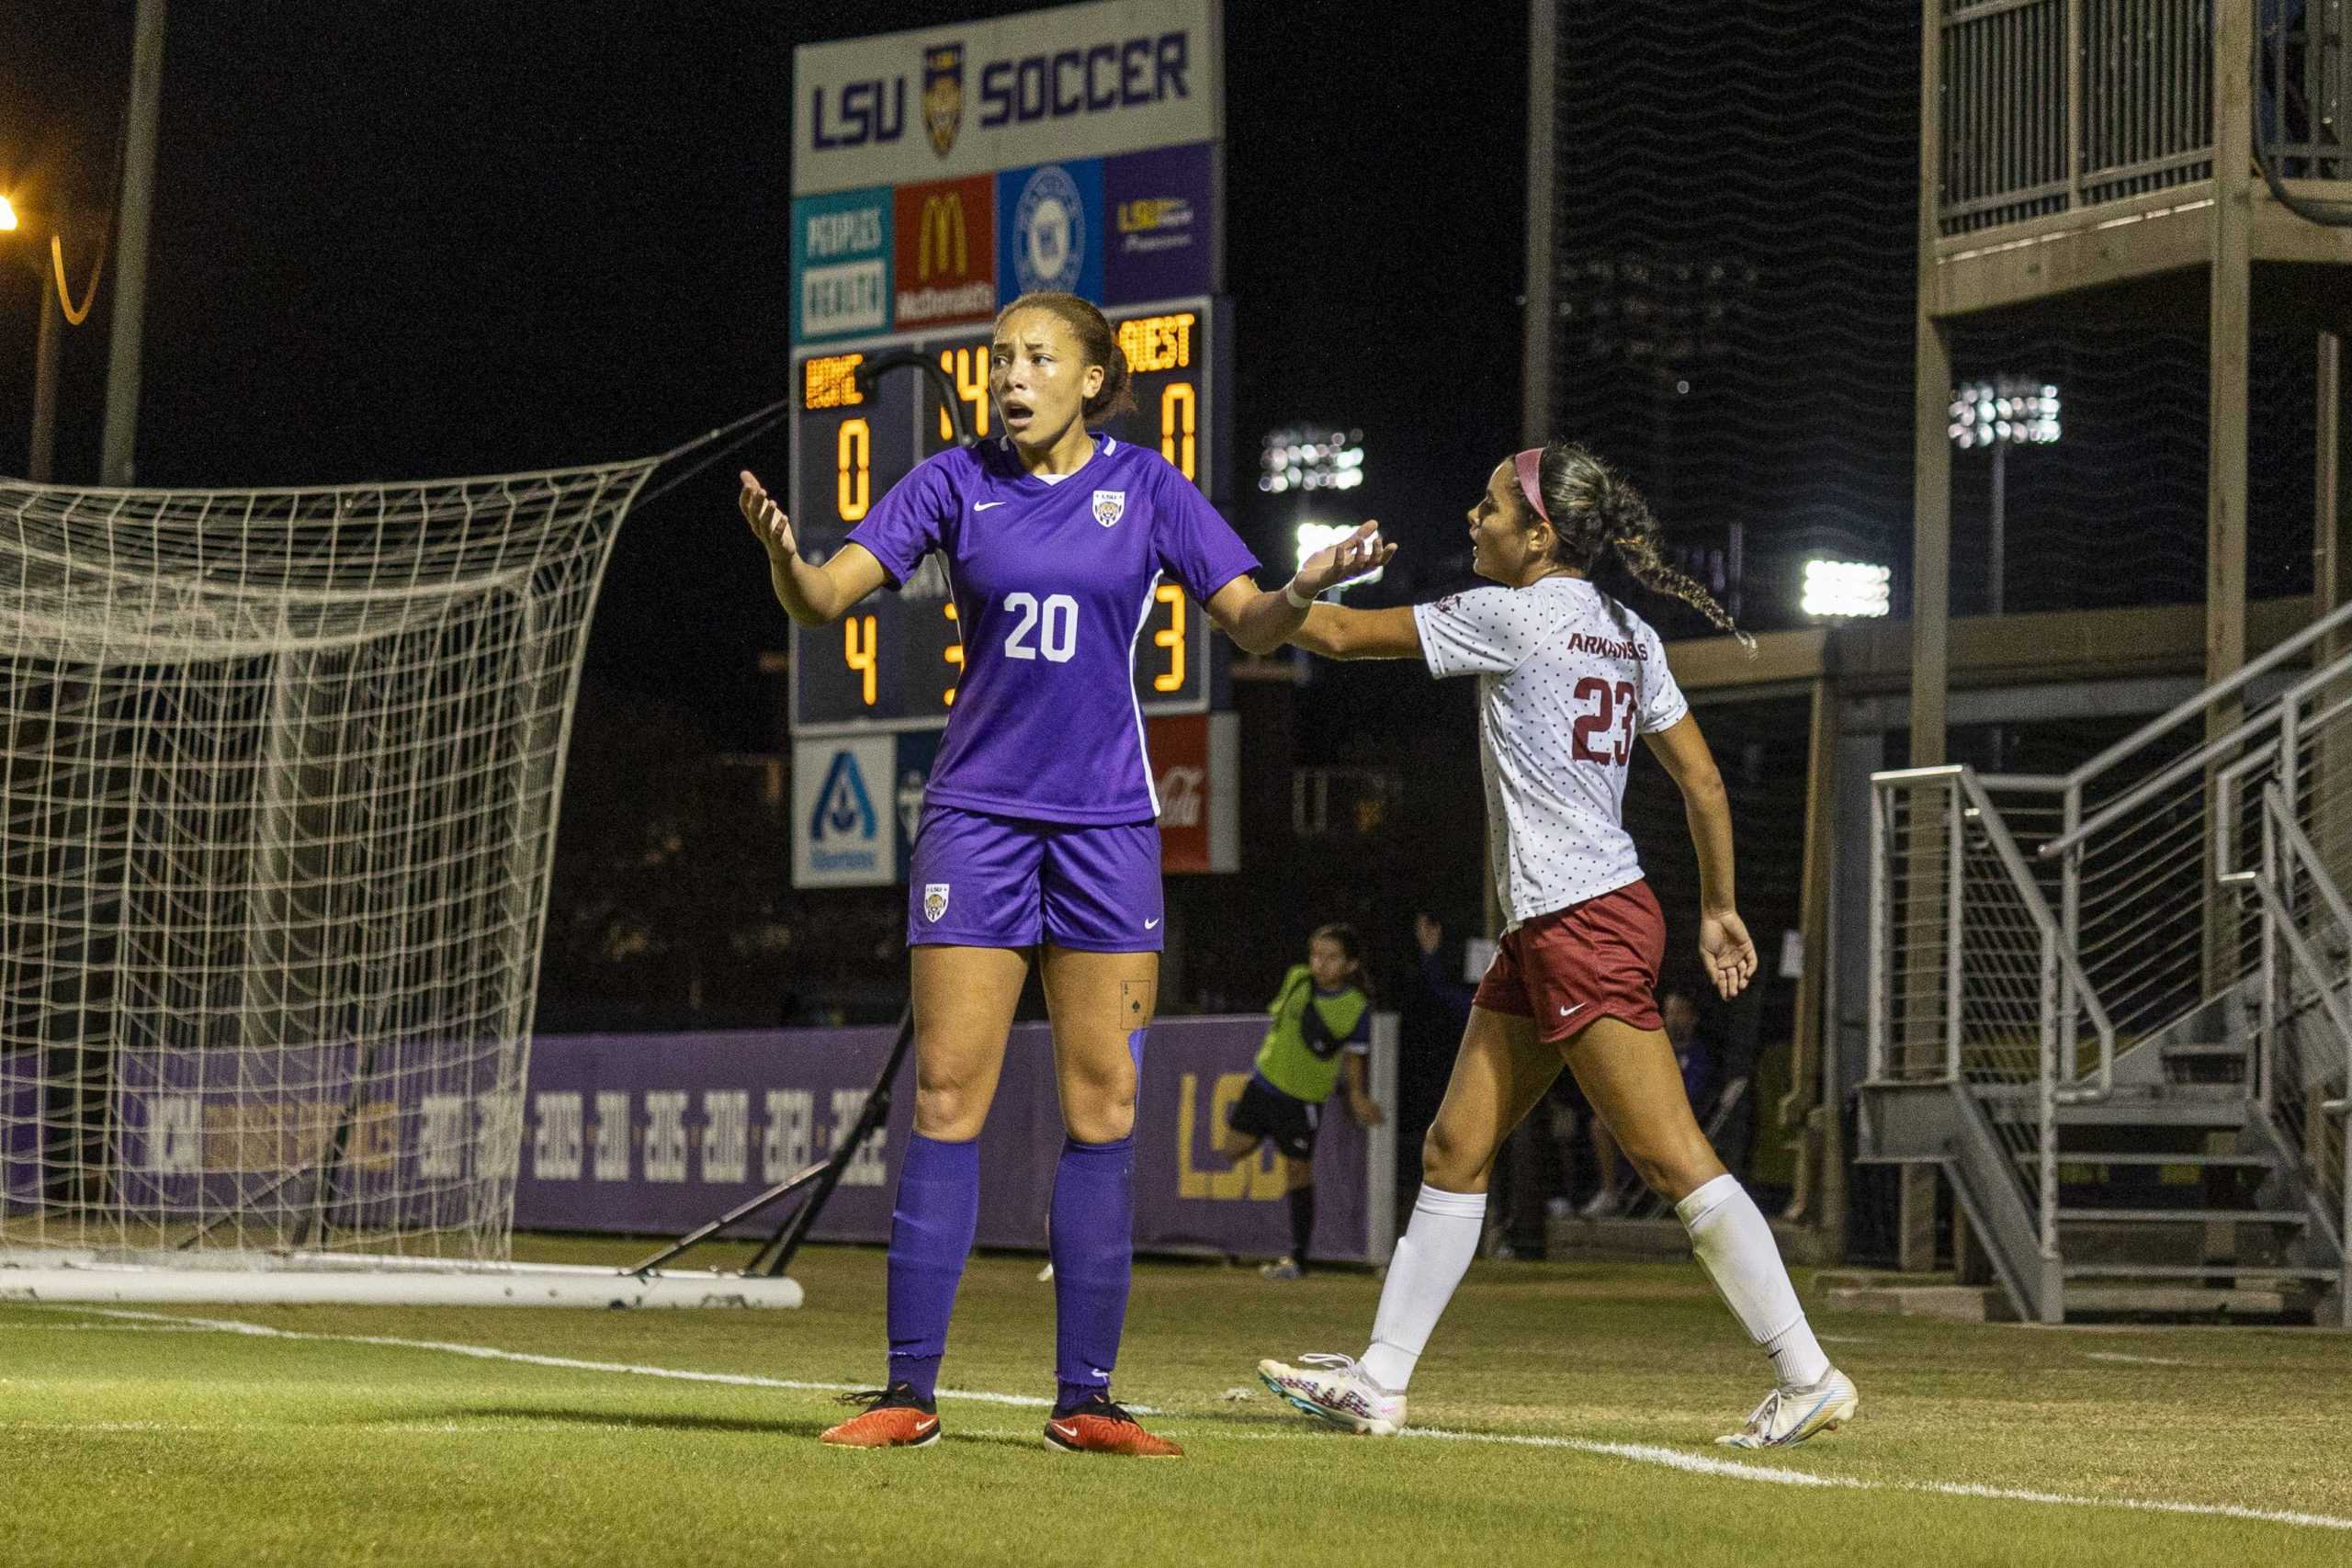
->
<box><xmin>1261</xmin><ymin>425</ymin><xmax>1366</xmax><ymax>494</ymax></box>
<box><xmin>1295</xmin><ymin>521</ymin><xmax>1385</xmax><ymax>589</ymax></box>
<box><xmin>1948</xmin><ymin>378</ymin><xmax>2060</xmax><ymax>449</ymax></box>
<box><xmin>1948</xmin><ymin>376</ymin><xmax>2060</xmax><ymax>618</ymax></box>
<box><xmin>0</xmin><ymin>195</ymin><xmax>17</xmax><ymax>231</ymax></box>
<box><xmin>1801</xmin><ymin>558</ymin><xmax>1891</xmax><ymax>619</ymax></box>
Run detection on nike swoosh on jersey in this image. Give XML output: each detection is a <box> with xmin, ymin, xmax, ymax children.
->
<box><xmin>1558</xmin><ymin>1002</ymin><xmax>1587</xmax><ymax>1018</ymax></box>
<box><xmin>1145</xmin><ymin>918</ymin><xmax>1161</xmax><ymax>930</ymax></box>
<box><xmin>975</xmin><ymin>500</ymin><xmax>1008</xmax><ymax>511</ymax></box>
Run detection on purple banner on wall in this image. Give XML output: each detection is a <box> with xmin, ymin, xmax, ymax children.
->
<box><xmin>108</xmin><ymin>1043</ymin><xmax>512</xmax><ymax>1235</ymax></box>
<box><xmin>514</xmin><ymin>1016</ymin><xmax>1391</xmax><ymax>1264</ymax></box>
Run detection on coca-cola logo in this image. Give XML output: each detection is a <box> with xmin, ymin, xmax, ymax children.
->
<box><xmin>1158</xmin><ymin>765</ymin><xmax>1204</xmax><ymax>828</ymax></box>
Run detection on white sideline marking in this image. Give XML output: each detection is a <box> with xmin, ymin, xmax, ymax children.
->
<box><xmin>49</xmin><ymin>1307</ymin><xmax>2352</xmax><ymax>1534</ymax></box>
<box><xmin>2083</xmin><ymin>1351</ymin><xmax>2198</xmax><ymax>1368</ymax></box>
<box><xmin>62</xmin><ymin>1307</ymin><xmax>1065</xmax><ymax>1410</ymax></box>
<box><xmin>1815</xmin><ymin>1335</ymin><xmax>1874</xmax><ymax>1345</ymax></box>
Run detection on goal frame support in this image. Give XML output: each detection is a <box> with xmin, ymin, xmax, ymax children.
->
<box><xmin>629</xmin><ymin>1003</ymin><xmax>914</xmax><ymax>1280</ymax></box>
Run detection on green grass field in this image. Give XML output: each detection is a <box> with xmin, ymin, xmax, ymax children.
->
<box><xmin>6</xmin><ymin>1237</ymin><xmax>2349</xmax><ymax>1566</ymax></box>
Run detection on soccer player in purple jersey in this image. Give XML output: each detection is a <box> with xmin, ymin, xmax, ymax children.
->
<box><xmin>739</xmin><ymin>291</ymin><xmax>1389</xmax><ymax>1456</ymax></box>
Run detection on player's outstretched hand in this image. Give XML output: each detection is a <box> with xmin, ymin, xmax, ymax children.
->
<box><xmin>1700</xmin><ymin>908</ymin><xmax>1758</xmax><ymax>1000</ymax></box>
<box><xmin>739</xmin><ymin>469</ymin><xmax>797</xmax><ymax>559</ymax></box>
<box><xmin>1291</xmin><ymin>520</ymin><xmax>1396</xmax><ymax>598</ymax></box>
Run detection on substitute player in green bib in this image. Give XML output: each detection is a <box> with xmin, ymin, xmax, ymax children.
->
<box><xmin>1216</xmin><ymin>924</ymin><xmax>1383</xmax><ymax>1278</ymax></box>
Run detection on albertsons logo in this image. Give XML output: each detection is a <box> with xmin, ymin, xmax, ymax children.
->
<box><xmin>808</xmin><ymin>749</ymin><xmax>880</xmax><ymax>873</ymax></box>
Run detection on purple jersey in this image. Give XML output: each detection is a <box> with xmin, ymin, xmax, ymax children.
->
<box><xmin>846</xmin><ymin>434</ymin><xmax>1258</xmax><ymax>824</ymax></box>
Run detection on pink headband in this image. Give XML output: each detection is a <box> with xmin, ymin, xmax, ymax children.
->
<box><xmin>1512</xmin><ymin>447</ymin><xmax>1548</xmax><ymax>522</ymax></box>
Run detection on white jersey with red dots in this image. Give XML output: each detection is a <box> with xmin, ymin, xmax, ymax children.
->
<box><xmin>1411</xmin><ymin>575</ymin><xmax>1689</xmax><ymax>931</ymax></box>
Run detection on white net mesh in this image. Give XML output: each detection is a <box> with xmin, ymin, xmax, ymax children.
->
<box><xmin>0</xmin><ymin>463</ymin><xmax>652</xmax><ymax>1267</ymax></box>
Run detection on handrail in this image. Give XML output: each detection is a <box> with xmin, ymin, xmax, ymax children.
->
<box><xmin>2041</xmin><ymin>634</ymin><xmax>2352</xmax><ymax>860</ymax></box>
<box><xmin>2255</xmin><ymin>4</ymin><xmax>2352</xmax><ymax>227</ymax></box>
<box><xmin>2212</xmin><ymin>739</ymin><xmax>2285</xmax><ymax>885</ymax></box>
<box><xmin>1979</xmin><ymin>773</ymin><xmax>2070</xmax><ymax>793</ymax></box>
<box><xmin>1959</xmin><ymin>767</ymin><xmax>2119</xmax><ymax>1103</ymax></box>
<box><xmin>2041</xmin><ymin>701</ymin><xmax>2285</xmax><ymax>859</ymax></box>
<box><xmin>2248</xmin><ymin>879</ymin><xmax>2352</xmax><ymax>1077</ymax></box>
<box><xmin>2060</xmin><ymin>599</ymin><xmax>2352</xmax><ymax>788</ymax></box>
<box><xmin>2265</xmin><ymin>784</ymin><xmax>2352</xmax><ymax>959</ymax></box>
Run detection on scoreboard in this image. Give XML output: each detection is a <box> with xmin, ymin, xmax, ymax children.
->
<box><xmin>786</xmin><ymin>297</ymin><xmax>1232</xmax><ymax>734</ymax></box>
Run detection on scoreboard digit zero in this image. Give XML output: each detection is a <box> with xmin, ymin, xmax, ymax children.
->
<box><xmin>787</xmin><ymin>297</ymin><xmax>1231</xmax><ymax>734</ymax></box>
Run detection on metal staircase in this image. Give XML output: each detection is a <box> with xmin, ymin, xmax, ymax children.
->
<box><xmin>1861</xmin><ymin>605</ymin><xmax>2352</xmax><ymax>1325</ymax></box>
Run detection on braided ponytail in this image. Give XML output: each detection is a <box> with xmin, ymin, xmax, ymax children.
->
<box><xmin>1534</xmin><ymin>440</ymin><xmax>1755</xmax><ymax>651</ymax></box>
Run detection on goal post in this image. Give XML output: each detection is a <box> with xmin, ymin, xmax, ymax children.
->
<box><xmin>0</xmin><ymin>463</ymin><xmax>797</xmax><ymax>1305</ymax></box>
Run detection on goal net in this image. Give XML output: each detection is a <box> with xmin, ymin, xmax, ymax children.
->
<box><xmin>0</xmin><ymin>461</ymin><xmax>765</xmax><ymax>1304</ymax></box>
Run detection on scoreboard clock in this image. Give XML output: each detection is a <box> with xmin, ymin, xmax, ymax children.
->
<box><xmin>787</xmin><ymin>298</ymin><xmax>1232</xmax><ymax>735</ymax></box>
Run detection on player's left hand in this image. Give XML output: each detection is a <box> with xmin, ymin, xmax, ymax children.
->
<box><xmin>1699</xmin><ymin>908</ymin><xmax>1757</xmax><ymax>1000</ymax></box>
<box><xmin>1290</xmin><ymin>520</ymin><xmax>1396</xmax><ymax>599</ymax></box>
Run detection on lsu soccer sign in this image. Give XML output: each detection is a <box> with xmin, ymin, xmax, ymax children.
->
<box><xmin>793</xmin><ymin>0</ymin><xmax>1221</xmax><ymax>197</ymax></box>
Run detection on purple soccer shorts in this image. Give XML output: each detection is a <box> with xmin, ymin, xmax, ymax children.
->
<box><xmin>906</xmin><ymin>805</ymin><xmax>1165</xmax><ymax>952</ymax></box>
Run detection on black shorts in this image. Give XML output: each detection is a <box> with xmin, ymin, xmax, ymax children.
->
<box><xmin>1227</xmin><ymin>1074</ymin><xmax>1320</xmax><ymax>1163</ymax></box>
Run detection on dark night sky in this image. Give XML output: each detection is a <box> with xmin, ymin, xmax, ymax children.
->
<box><xmin>0</xmin><ymin>2</ymin><xmax>1523</xmax><ymax>750</ymax></box>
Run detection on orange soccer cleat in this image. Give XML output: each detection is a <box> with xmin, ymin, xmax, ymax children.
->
<box><xmin>1041</xmin><ymin>1393</ymin><xmax>1183</xmax><ymax>1458</ymax></box>
<box><xmin>821</xmin><ymin>1384</ymin><xmax>942</xmax><ymax>1449</ymax></box>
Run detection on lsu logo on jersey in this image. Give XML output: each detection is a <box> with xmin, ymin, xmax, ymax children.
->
<box><xmin>922</xmin><ymin>44</ymin><xmax>964</xmax><ymax>157</ymax></box>
<box><xmin>923</xmin><ymin>883</ymin><xmax>951</xmax><ymax>922</ymax></box>
<box><xmin>1092</xmin><ymin>489</ymin><xmax>1126</xmax><ymax>527</ymax></box>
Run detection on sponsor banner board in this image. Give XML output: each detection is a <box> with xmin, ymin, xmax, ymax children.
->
<box><xmin>793</xmin><ymin>735</ymin><xmax>898</xmax><ymax>887</ymax></box>
<box><xmin>996</xmin><ymin>159</ymin><xmax>1105</xmax><ymax>306</ymax></box>
<box><xmin>794</xmin><ymin>0</ymin><xmax>1220</xmax><ymax>197</ymax></box>
<box><xmin>894</xmin><ymin>175</ymin><xmax>998</xmax><ymax>328</ymax></box>
<box><xmin>1102</xmin><ymin>141</ymin><xmax>1214</xmax><ymax>304</ymax></box>
<box><xmin>790</xmin><ymin>186</ymin><xmax>893</xmax><ymax>344</ymax></box>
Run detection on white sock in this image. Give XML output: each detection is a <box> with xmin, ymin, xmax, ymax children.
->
<box><xmin>1677</xmin><ymin>1173</ymin><xmax>1832</xmax><ymax>1390</ymax></box>
<box><xmin>1359</xmin><ymin>1184</ymin><xmax>1487</xmax><ymax>1393</ymax></box>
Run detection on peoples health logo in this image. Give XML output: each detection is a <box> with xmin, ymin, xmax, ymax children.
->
<box><xmin>1012</xmin><ymin>164</ymin><xmax>1086</xmax><ymax>293</ymax></box>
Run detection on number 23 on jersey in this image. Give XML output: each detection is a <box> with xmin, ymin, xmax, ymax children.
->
<box><xmin>1571</xmin><ymin>677</ymin><xmax>1640</xmax><ymax>766</ymax></box>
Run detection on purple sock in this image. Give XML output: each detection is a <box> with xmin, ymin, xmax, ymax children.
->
<box><xmin>886</xmin><ymin>1133</ymin><xmax>979</xmax><ymax>1403</ymax></box>
<box><xmin>1049</xmin><ymin>1132</ymin><xmax>1135</xmax><ymax>1414</ymax></box>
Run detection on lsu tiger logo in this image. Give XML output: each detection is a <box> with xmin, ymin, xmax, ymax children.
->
<box><xmin>1092</xmin><ymin>490</ymin><xmax>1126</xmax><ymax>528</ymax></box>
<box><xmin>922</xmin><ymin>44</ymin><xmax>964</xmax><ymax>158</ymax></box>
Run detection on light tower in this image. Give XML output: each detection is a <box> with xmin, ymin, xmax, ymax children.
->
<box><xmin>1947</xmin><ymin>377</ymin><xmax>2062</xmax><ymax>616</ymax></box>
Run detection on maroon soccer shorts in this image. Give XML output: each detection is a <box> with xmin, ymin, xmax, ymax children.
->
<box><xmin>1472</xmin><ymin>880</ymin><xmax>1667</xmax><ymax>1042</ymax></box>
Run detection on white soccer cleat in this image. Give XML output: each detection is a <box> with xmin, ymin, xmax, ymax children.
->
<box><xmin>1256</xmin><ymin>1353</ymin><xmax>1406</xmax><ymax>1437</ymax></box>
<box><xmin>1714</xmin><ymin>1367</ymin><xmax>1858</xmax><ymax>1450</ymax></box>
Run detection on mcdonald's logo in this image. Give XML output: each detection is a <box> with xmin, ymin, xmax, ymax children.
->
<box><xmin>895</xmin><ymin>175</ymin><xmax>998</xmax><ymax>327</ymax></box>
<box><xmin>917</xmin><ymin>193</ymin><xmax>968</xmax><ymax>281</ymax></box>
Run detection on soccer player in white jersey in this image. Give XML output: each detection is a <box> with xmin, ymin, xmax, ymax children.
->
<box><xmin>740</xmin><ymin>292</ymin><xmax>1389</xmax><ymax>1457</ymax></box>
<box><xmin>1256</xmin><ymin>441</ymin><xmax>1857</xmax><ymax>1450</ymax></box>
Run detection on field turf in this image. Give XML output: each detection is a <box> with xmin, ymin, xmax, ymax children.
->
<box><xmin>5</xmin><ymin>1235</ymin><xmax>2348</xmax><ymax>1566</ymax></box>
